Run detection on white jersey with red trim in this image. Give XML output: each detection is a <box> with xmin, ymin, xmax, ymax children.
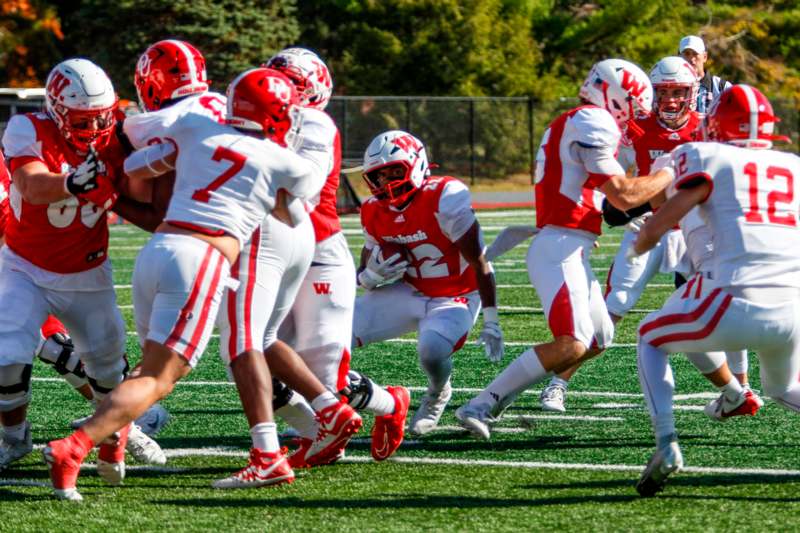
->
<box><xmin>162</xmin><ymin>113</ymin><xmax>322</xmax><ymax>246</ymax></box>
<box><xmin>361</xmin><ymin>176</ymin><xmax>479</xmax><ymax>298</ymax></box>
<box><xmin>295</xmin><ymin>108</ymin><xmax>340</xmax><ymax>234</ymax></box>
<box><xmin>534</xmin><ymin>105</ymin><xmax>624</xmax><ymax>235</ymax></box>
<box><xmin>123</xmin><ymin>92</ymin><xmax>227</xmax><ymax>149</ymax></box>
<box><xmin>670</xmin><ymin>142</ymin><xmax>800</xmax><ymax>287</ymax></box>
<box><xmin>0</xmin><ymin>152</ymin><xmax>8</xmax><ymax>238</ymax></box>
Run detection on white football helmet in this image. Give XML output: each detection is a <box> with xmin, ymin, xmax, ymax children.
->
<box><xmin>362</xmin><ymin>130</ymin><xmax>430</xmax><ymax>207</ymax></box>
<box><xmin>579</xmin><ymin>58</ymin><xmax>653</xmax><ymax>126</ymax></box>
<box><xmin>265</xmin><ymin>47</ymin><xmax>333</xmax><ymax>111</ymax></box>
<box><xmin>650</xmin><ymin>56</ymin><xmax>698</xmax><ymax>125</ymax></box>
<box><xmin>45</xmin><ymin>58</ymin><xmax>117</xmax><ymax>152</ymax></box>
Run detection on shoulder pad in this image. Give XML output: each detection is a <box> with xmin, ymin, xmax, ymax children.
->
<box><xmin>571</xmin><ymin>107</ymin><xmax>620</xmax><ymax>149</ymax></box>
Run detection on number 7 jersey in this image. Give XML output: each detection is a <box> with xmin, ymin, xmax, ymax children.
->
<box><xmin>670</xmin><ymin>141</ymin><xmax>800</xmax><ymax>287</ymax></box>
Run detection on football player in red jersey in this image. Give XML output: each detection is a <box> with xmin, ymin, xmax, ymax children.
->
<box><xmin>352</xmin><ymin>130</ymin><xmax>502</xmax><ymax>436</ymax></box>
<box><xmin>457</xmin><ymin>59</ymin><xmax>674</xmax><ymax>440</ymax></box>
<box><xmin>265</xmin><ymin>48</ymin><xmax>410</xmax><ymax>464</ymax></box>
<box><xmin>0</xmin><ymin>59</ymin><xmax>130</xmax><ymax>480</ymax></box>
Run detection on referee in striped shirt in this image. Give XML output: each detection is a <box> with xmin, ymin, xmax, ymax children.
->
<box><xmin>679</xmin><ymin>35</ymin><xmax>731</xmax><ymax>115</ymax></box>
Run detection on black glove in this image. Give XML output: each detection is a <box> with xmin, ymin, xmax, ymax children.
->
<box><xmin>602</xmin><ymin>198</ymin><xmax>653</xmax><ymax>227</ymax></box>
<box><xmin>65</xmin><ymin>146</ymin><xmax>104</xmax><ymax>196</ymax></box>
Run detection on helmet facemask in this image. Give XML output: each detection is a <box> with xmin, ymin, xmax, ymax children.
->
<box><xmin>363</xmin><ymin>161</ymin><xmax>418</xmax><ymax>207</ymax></box>
<box><xmin>654</xmin><ymin>84</ymin><xmax>693</xmax><ymax>128</ymax></box>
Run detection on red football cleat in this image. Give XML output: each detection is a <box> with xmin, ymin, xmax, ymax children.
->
<box><xmin>704</xmin><ymin>389</ymin><xmax>763</xmax><ymax>421</ymax></box>
<box><xmin>371</xmin><ymin>385</ymin><xmax>410</xmax><ymax>461</ymax></box>
<box><xmin>304</xmin><ymin>401</ymin><xmax>362</xmax><ymax>466</ymax></box>
<box><xmin>286</xmin><ymin>439</ymin><xmax>311</xmax><ymax>469</ymax></box>
<box><xmin>43</xmin><ymin>431</ymin><xmax>93</xmax><ymax>501</ymax></box>
<box><xmin>212</xmin><ymin>448</ymin><xmax>294</xmax><ymax>489</ymax></box>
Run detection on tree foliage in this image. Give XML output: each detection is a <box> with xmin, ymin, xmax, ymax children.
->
<box><xmin>0</xmin><ymin>0</ymin><xmax>64</xmax><ymax>86</ymax></box>
<box><xmin>58</xmin><ymin>0</ymin><xmax>300</xmax><ymax>98</ymax></box>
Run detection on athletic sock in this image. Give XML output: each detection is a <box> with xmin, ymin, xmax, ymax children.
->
<box><xmin>275</xmin><ymin>395</ymin><xmax>317</xmax><ymax>440</ymax></box>
<box><xmin>250</xmin><ymin>422</ymin><xmax>279</xmax><ymax>453</ymax></box>
<box><xmin>365</xmin><ymin>384</ymin><xmax>396</xmax><ymax>417</ymax></box>
<box><xmin>310</xmin><ymin>390</ymin><xmax>339</xmax><ymax>412</ymax></box>
<box><xmin>550</xmin><ymin>376</ymin><xmax>570</xmax><ymax>390</ymax></box>
<box><xmin>474</xmin><ymin>347</ymin><xmax>549</xmax><ymax>409</ymax></box>
<box><xmin>2</xmin><ymin>422</ymin><xmax>27</xmax><ymax>441</ymax></box>
<box><xmin>720</xmin><ymin>376</ymin><xmax>744</xmax><ymax>403</ymax></box>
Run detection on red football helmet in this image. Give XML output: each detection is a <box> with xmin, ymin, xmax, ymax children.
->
<box><xmin>45</xmin><ymin>58</ymin><xmax>118</xmax><ymax>153</ymax></box>
<box><xmin>225</xmin><ymin>68</ymin><xmax>300</xmax><ymax>147</ymax></box>
<box><xmin>135</xmin><ymin>39</ymin><xmax>208</xmax><ymax>111</ymax></box>
<box><xmin>706</xmin><ymin>84</ymin><xmax>788</xmax><ymax>149</ymax></box>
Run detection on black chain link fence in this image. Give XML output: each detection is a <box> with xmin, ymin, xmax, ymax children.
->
<box><xmin>2</xmin><ymin>94</ymin><xmax>798</xmax><ymax>183</ymax></box>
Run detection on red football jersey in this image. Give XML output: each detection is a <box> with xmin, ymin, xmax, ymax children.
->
<box><xmin>627</xmin><ymin>112</ymin><xmax>702</xmax><ymax>174</ymax></box>
<box><xmin>2</xmin><ymin>113</ymin><xmax>125</xmax><ymax>273</ymax></box>
<box><xmin>361</xmin><ymin>176</ymin><xmax>478</xmax><ymax>298</ymax></box>
<box><xmin>0</xmin><ymin>152</ymin><xmax>9</xmax><ymax>238</ymax></box>
<box><xmin>310</xmin><ymin>128</ymin><xmax>342</xmax><ymax>243</ymax></box>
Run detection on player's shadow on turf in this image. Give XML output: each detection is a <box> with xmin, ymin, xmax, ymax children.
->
<box><xmin>0</xmin><ymin>488</ymin><xmax>52</xmax><ymax>502</ymax></box>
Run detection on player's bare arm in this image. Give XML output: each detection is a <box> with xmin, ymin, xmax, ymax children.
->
<box><xmin>633</xmin><ymin>181</ymin><xmax>710</xmax><ymax>255</ymax></box>
<box><xmin>12</xmin><ymin>160</ymin><xmax>72</xmax><ymax>204</ymax></box>
<box><xmin>455</xmin><ymin>221</ymin><xmax>496</xmax><ymax>309</ymax></box>
<box><xmin>600</xmin><ymin>168</ymin><xmax>674</xmax><ymax>212</ymax></box>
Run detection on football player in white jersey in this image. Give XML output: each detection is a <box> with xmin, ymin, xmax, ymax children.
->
<box><xmin>264</xmin><ymin>48</ymin><xmax>411</xmax><ymax>464</ymax></box>
<box><xmin>631</xmin><ymin>85</ymin><xmax>800</xmax><ymax>496</ymax></box>
<box><xmin>457</xmin><ymin>58</ymin><xmax>674</xmax><ymax>440</ymax></box>
<box><xmin>41</xmin><ymin>62</ymin><xmax>326</xmax><ymax>500</ymax></box>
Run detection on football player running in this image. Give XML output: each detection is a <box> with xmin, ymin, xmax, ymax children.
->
<box><xmin>457</xmin><ymin>59</ymin><xmax>673</xmax><ymax>440</ymax></box>
<box><xmin>0</xmin><ymin>59</ymin><xmax>131</xmax><ymax>480</ymax></box>
<box><xmin>41</xmin><ymin>57</ymin><xmax>326</xmax><ymax>499</ymax></box>
<box><xmin>632</xmin><ymin>85</ymin><xmax>800</xmax><ymax>496</ymax></box>
<box><xmin>353</xmin><ymin>130</ymin><xmax>502</xmax><ymax>437</ymax></box>
<box><xmin>265</xmin><ymin>48</ymin><xmax>410</xmax><ymax>463</ymax></box>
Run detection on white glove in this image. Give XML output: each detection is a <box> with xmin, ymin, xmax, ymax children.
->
<box><xmin>476</xmin><ymin>306</ymin><xmax>504</xmax><ymax>363</ymax></box>
<box><xmin>357</xmin><ymin>246</ymin><xmax>409</xmax><ymax>290</ymax></box>
<box><xmin>625</xmin><ymin>213</ymin><xmax>651</xmax><ymax>233</ymax></box>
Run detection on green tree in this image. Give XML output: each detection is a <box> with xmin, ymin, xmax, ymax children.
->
<box><xmin>60</xmin><ymin>0</ymin><xmax>300</xmax><ymax>98</ymax></box>
<box><xmin>0</xmin><ymin>0</ymin><xmax>63</xmax><ymax>86</ymax></box>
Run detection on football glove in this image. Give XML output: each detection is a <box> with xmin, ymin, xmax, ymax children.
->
<box><xmin>65</xmin><ymin>145</ymin><xmax>105</xmax><ymax>196</ymax></box>
<box><xmin>476</xmin><ymin>306</ymin><xmax>504</xmax><ymax>363</ymax></box>
<box><xmin>357</xmin><ymin>246</ymin><xmax>409</xmax><ymax>290</ymax></box>
<box><xmin>625</xmin><ymin>213</ymin><xmax>652</xmax><ymax>234</ymax></box>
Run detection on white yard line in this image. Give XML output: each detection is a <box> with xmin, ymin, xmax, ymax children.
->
<box><xmin>503</xmin><ymin>414</ymin><xmax>625</xmax><ymax>422</ymax></box>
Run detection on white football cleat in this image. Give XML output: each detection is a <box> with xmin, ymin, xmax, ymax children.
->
<box><xmin>97</xmin><ymin>459</ymin><xmax>125</xmax><ymax>486</ymax></box>
<box><xmin>0</xmin><ymin>421</ymin><xmax>33</xmax><ymax>471</ymax></box>
<box><xmin>409</xmin><ymin>382</ymin><xmax>452</xmax><ymax>436</ymax></box>
<box><xmin>704</xmin><ymin>388</ymin><xmax>763</xmax><ymax>422</ymax></box>
<box><xmin>212</xmin><ymin>448</ymin><xmax>294</xmax><ymax>489</ymax></box>
<box><xmin>636</xmin><ymin>441</ymin><xmax>683</xmax><ymax>497</ymax></box>
<box><xmin>127</xmin><ymin>424</ymin><xmax>167</xmax><ymax>465</ymax></box>
<box><xmin>53</xmin><ymin>488</ymin><xmax>83</xmax><ymax>501</ymax></box>
<box><xmin>455</xmin><ymin>402</ymin><xmax>495</xmax><ymax>441</ymax></box>
<box><xmin>539</xmin><ymin>383</ymin><xmax>567</xmax><ymax>413</ymax></box>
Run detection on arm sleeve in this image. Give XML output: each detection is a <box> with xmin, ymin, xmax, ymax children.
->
<box><xmin>123</xmin><ymin>110</ymin><xmax>174</xmax><ymax>149</ymax></box>
<box><xmin>293</xmin><ymin>108</ymin><xmax>335</xmax><ymax>202</ymax></box>
<box><xmin>569</xmin><ymin>108</ymin><xmax>625</xmax><ymax>184</ymax></box>
<box><xmin>436</xmin><ymin>180</ymin><xmax>477</xmax><ymax>242</ymax></box>
<box><xmin>671</xmin><ymin>143</ymin><xmax>713</xmax><ymax>203</ymax></box>
<box><xmin>271</xmin><ymin>145</ymin><xmax>326</xmax><ymax>200</ymax></box>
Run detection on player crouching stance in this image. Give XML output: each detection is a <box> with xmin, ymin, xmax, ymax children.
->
<box><xmin>43</xmin><ymin>67</ymin><xmax>322</xmax><ymax>500</ymax></box>
<box><xmin>352</xmin><ymin>130</ymin><xmax>502</xmax><ymax>436</ymax></box>
<box><xmin>633</xmin><ymin>85</ymin><xmax>800</xmax><ymax>496</ymax></box>
<box><xmin>457</xmin><ymin>59</ymin><xmax>673</xmax><ymax>440</ymax></box>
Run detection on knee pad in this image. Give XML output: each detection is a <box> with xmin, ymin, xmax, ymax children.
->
<box><xmin>417</xmin><ymin>330</ymin><xmax>454</xmax><ymax>365</ymax></box>
<box><xmin>0</xmin><ymin>364</ymin><xmax>32</xmax><ymax>412</ymax></box>
<box><xmin>685</xmin><ymin>351</ymin><xmax>726</xmax><ymax>375</ymax></box>
<box><xmin>339</xmin><ymin>370</ymin><xmax>373</xmax><ymax>410</ymax></box>
<box><xmin>272</xmin><ymin>378</ymin><xmax>295</xmax><ymax>411</ymax></box>
<box><xmin>83</xmin><ymin>348</ymin><xmax>129</xmax><ymax>397</ymax></box>
<box><xmin>726</xmin><ymin>350</ymin><xmax>748</xmax><ymax>375</ymax></box>
<box><xmin>37</xmin><ymin>333</ymin><xmax>88</xmax><ymax>388</ymax></box>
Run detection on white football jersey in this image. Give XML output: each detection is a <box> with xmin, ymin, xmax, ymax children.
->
<box><xmin>534</xmin><ymin>106</ymin><xmax>623</xmax><ymax>234</ymax></box>
<box><xmin>670</xmin><ymin>142</ymin><xmax>800</xmax><ymax>287</ymax></box>
<box><xmin>294</xmin><ymin>107</ymin><xmax>335</xmax><ymax>208</ymax></box>
<box><xmin>123</xmin><ymin>91</ymin><xmax>227</xmax><ymax>149</ymax></box>
<box><xmin>162</xmin><ymin>112</ymin><xmax>322</xmax><ymax>246</ymax></box>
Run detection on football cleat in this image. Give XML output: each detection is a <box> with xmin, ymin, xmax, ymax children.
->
<box><xmin>371</xmin><ymin>386</ymin><xmax>411</xmax><ymax>461</ymax></box>
<box><xmin>455</xmin><ymin>402</ymin><xmax>496</xmax><ymax>441</ymax></box>
<box><xmin>0</xmin><ymin>421</ymin><xmax>33</xmax><ymax>471</ymax></box>
<box><xmin>704</xmin><ymin>389</ymin><xmax>763</xmax><ymax>422</ymax></box>
<box><xmin>134</xmin><ymin>403</ymin><xmax>171</xmax><ymax>437</ymax></box>
<box><xmin>127</xmin><ymin>423</ymin><xmax>167</xmax><ymax>465</ymax></box>
<box><xmin>96</xmin><ymin>424</ymin><xmax>130</xmax><ymax>485</ymax></box>
<box><xmin>409</xmin><ymin>382</ymin><xmax>452</xmax><ymax>436</ymax></box>
<box><xmin>43</xmin><ymin>436</ymin><xmax>87</xmax><ymax>501</ymax></box>
<box><xmin>286</xmin><ymin>439</ymin><xmax>311</xmax><ymax>469</ymax></box>
<box><xmin>304</xmin><ymin>401</ymin><xmax>363</xmax><ymax>466</ymax></box>
<box><xmin>539</xmin><ymin>383</ymin><xmax>567</xmax><ymax>413</ymax></box>
<box><xmin>636</xmin><ymin>441</ymin><xmax>684</xmax><ymax>497</ymax></box>
<box><xmin>212</xmin><ymin>448</ymin><xmax>294</xmax><ymax>489</ymax></box>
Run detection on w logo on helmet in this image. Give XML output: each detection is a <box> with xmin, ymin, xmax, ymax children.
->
<box><xmin>392</xmin><ymin>134</ymin><xmax>422</xmax><ymax>154</ymax></box>
<box><xmin>47</xmin><ymin>72</ymin><xmax>70</xmax><ymax>99</ymax></box>
<box><xmin>268</xmin><ymin>76</ymin><xmax>292</xmax><ymax>103</ymax></box>
<box><xmin>620</xmin><ymin>69</ymin><xmax>647</xmax><ymax>98</ymax></box>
